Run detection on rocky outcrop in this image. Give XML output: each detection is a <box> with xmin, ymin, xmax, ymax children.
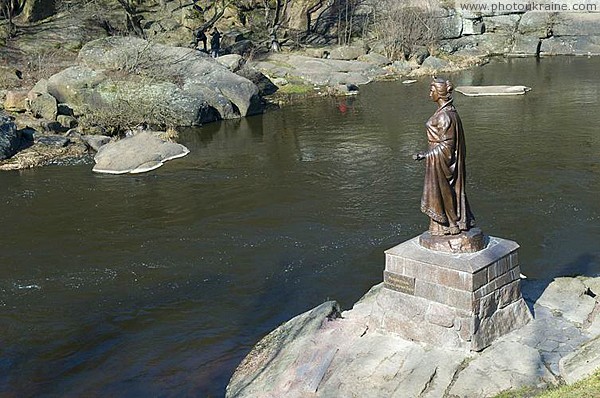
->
<box><xmin>46</xmin><ymin>37</ymin><xmax>264</xmax><ymax>127</ymax></box>
<box><xmin>227</xmin><ymin>276</ymin><xmax>600</xmax><ymax>397</ymax></box>
<box><xmin>434</xmin><ymin>4</ymin><xmax>600</xmax><ymax>57</ymax></box>
<box><xmin>92</xmin><ymin>131</ymin><xmax>189</xmax><ymax>174</ymax></box>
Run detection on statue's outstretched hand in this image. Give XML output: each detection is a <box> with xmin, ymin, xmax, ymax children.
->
<box><xmin>412</xmin><ymin>152</ymin><xmax>425</xmax><ymax>161</ymax></box>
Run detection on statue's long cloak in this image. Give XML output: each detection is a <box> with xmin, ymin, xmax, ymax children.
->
<box><xmin>421</xmin><ymin>100</ymin><xmax>474</xmax><ymax>230</ymax></box>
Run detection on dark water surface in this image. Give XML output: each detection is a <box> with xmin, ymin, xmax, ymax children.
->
<box><xmin>1</xmin><ymin>57</ymin><xmax>599</xmax><ymax>397</ymax></box>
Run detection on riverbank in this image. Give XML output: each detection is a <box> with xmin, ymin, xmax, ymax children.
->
<box><xmin>0</xmin><ymin>39</ymin><xmax>486</xmax><ymax>171</ymax></box>
<box><xmin>2</xmin><ymin>0</ymin><xmax>600</xmax><ymax>171</ymax></box>
<box><xmin>226</xmin><ymin>275</ymin><xmax>600</xmax><ymax>397</ymax></box>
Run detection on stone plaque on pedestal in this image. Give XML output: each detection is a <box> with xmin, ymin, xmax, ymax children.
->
<box><xmin>379</xmin><ymin>235</ymin><xmax>532</xmax><ymax>351</ymax></box>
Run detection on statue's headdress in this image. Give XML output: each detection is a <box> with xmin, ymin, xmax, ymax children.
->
<box><xmin>431</xmin><ymin>77</ymin><xmax>453</xmax><ymax>101</ymax></box>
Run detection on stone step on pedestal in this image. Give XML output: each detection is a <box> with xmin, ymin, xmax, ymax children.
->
<box><xmin>380</xmin><ymin>235</ymin><xmax>532</xmax><ymax>351</ymax></box>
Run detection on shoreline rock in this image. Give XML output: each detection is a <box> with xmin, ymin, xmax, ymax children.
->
<box><xmin>226</xmin><ymin>276</ymin><xmax>600</xmax><ymax>397</ymax></box>
<box><xmin>92</xmin><ymin>131</ymin><xmax>190</xmax><ymax>174</ymax></box>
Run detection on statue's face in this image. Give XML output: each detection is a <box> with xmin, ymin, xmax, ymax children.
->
<box><xmin>429</xmin><ymin>84</ymin><xmax>440</xmax><ymax>102</ymax></box>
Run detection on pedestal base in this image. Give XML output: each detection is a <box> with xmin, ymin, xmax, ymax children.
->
<box><xmin>381</xmin><ymin>235</ymin><xmax>532</xmax><ymax>351</ymax></box>
<box><xmin>419</xmin><ymin>227</ymin><xmax>486</xmax><ymax>253</ymax></box>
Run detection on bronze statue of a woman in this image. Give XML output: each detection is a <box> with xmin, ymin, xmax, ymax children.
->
<box><xmin>413</xmin><ymin>78</ymin><xmax>477</xmax><ymax>240</ymax></box>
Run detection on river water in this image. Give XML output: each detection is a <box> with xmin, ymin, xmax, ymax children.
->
<box><xmin>1</xmin><ymin>57</ymin><xmax>599</xmax><ymax>397</ymax></box>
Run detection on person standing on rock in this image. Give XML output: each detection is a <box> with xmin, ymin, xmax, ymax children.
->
<box><xmin>210</xmin><ymin>27</ymin><xmax>221</xmax><ymax>58</ymax></box>
<box><xmin>194</xmin><ymin>28</ymin><xmax>207</xmax><ymax>52</ymax></box>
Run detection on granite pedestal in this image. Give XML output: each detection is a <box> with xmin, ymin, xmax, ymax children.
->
<box><xmin>380</xmin><ymin>235</ymin><xmax>532</xmax><ymax>351</ymax></box>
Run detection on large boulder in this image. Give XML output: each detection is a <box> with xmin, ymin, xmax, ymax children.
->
<box><xmin>420</xmin><ymin>56</ymin><xmax>451</xmax><ymax>71</ymax></box>
<box><xmin>252</xmin><ymin>53</ymin><xmax>389</xmax><ymax>87</ymax></box>
<box><xmin>3</xmin><ymin>90</ymin><xmax>29</xmax><ymax>112</ymax></box>
<box><xmin>328</xmin><ymin>45</ymin><xmax>367</xmax><ymax>60</ymax></box>
<box><xmin>46</xmin><ymin>37</ymin><xmax>263</xmax><ymax>127</ymax></box>
<box><xmin>541</xmin><ymin>36</ymin><xmax>600</xmax><ymax>56</ymax></box>
<box><xmin>0</xmin><ymin>112</ymin><xmax>21</xmax><ymax>160</ymax></box>
<box><xmin>483</xmin><ymin>14</ymin><xmax>522</xmax><ymax>33</ymax></box>
<box><xmin>236</xmin><ymin>67</ymin><xmax>278</xmax><ymax>96</ymax></box>
<box><xmin>517</xmin><ymin>12</ymin><xmax>553</xmax><ymax>38</ymax></box>
<box><xmin>29</xmin><ymin>93</ymin><xmax>58</xmax><ymax>121</ymax></box>
<box><xmin>552</xmin><ymin>13</ymin><xmax>600</xmax><ymax>36</ymax></box>
<box><xmin>92</xmin><ymin>131</ymin><xmax>189</xmax><ymax>174</ymax></box>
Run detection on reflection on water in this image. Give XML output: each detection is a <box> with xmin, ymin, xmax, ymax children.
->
<box><xmin>1</xmin><ymin>57</ymin><xmax>599</xmax><ymax>396</ymax></box>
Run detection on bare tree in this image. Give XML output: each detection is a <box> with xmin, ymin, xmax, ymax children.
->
<box><xmin>116</xmin><ymin>0</ymin><xmax>146</xmax><ymax>38</ymax></box>
<box><xmin>196</xmin><ymin>0</ymin><xmax>231</xmax><ymax>33</ymax></box>
<box><xmin>372</xmin><ymin>1</ymin><xmax>438</xmax><ymax>60</ymax></box>
<box><xmin>0</xmin><ymin>0</ymin><xmax>25</xmax><ymax>38</ymax></box>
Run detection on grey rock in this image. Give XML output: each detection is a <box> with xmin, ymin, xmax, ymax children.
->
<box><xmin>217</xmin><ymin>54</ymin><xmax>244</xmax><ymax>72</ymax></box>
<box><xmin>421</xmin><ymin>56</ymin><xmax>451</xmax><ymax>71</ymax></box>
<box><xmin>511</xmin><ymin>35</ymin><xmax>542</xmax><ymax>56</ymax></box>
<box><xmin>436</xmin><ymin>14</ymin><xmax>463</xmax><ymax>39</ymax></box>
<box><xmin>443</xmin><ymin>33</ymin><xmax>513</xmax><ymax>56</ymax></box>
<box><xmin>518</xmin><ymin>12</ymin><xmax>553</xmax><ymax>37</ymax></box>
<box><xmin>57</xmin><ymin>114</ymin><xmax>78</xmax><ymax>129</ymax></box>
<box><xmin>0</xmin><ymin>66</ymin><xmax>22</xmax><ymax>87</ymax></box>
<box><xmin>236</xmin><ymin>67</ymin><xmax>278</xmax><ymax>96</ymax></box>
<box><xmin>328</xmin><ymin>45</ymin><xmax>366</xmax><ymax>60</ymax></box>
<box><xmin>303</xmin><ymin>47</ymin><xmax>329</xmax><ymax>59</ymax></box>
<box><xmin>226</xmin><ymin>301</ymin><xmax>344</xmax><ymax>398</ymax></box>
<box><xmin>29</xmin><ymin>78</ymin><xmax>49</xmax><ymax>98</ymax></box>
<box><xmin>559</xmin><ymin>335</ymin><xmax>600</xmax><ymax>384</ymax></box>
<box><xmin>536</xmin><ymin>277</ymin><xmax>597</xmax><ymax>325</ymax></box>
<box><xmin>81</xmin><ymin>134</ymin><xmax>110</xmax><ymax>151</ymax></box>
<box><xmin>0</xmin><ymin>112</ymin><xmax>21</xmax><ymax>160</ymax></box>
<box><xmin>30</xmin><ymin>93</ymin><xmax>58</xmax><ymax>121</ymax></box>
<box><xmin>225</xmin><ymin>39</ymin><xmax>254</xmax><ymax>56</ymax></box>
<box><xmin>583</xmin><ymin>277</ymin><xmax>600</xmax><ymax>297</ymax></box>
<box><xmin>272</xmin><ymin>77</ymin><xmax>288</xmax><ymax>86</ymax></box>
<box><xmin>541</xmin><ymin>35</ymin><xmax>600</xmax><ymax>56</ymax></box>
<box><xmin>35</xmin><ymin>134</ymin><xmax>69</xmax><ymax>147</ymax></box>
<box><xmin>251</xmin><ymin>54</ymin><xmax>388</xmax><ymax>88</ymax></box>
<box><xmin>3</xmin><ymin>90</ymin><xmax>29</xmax><ymax>112</ymax></box>
<box><xmin>92</xmin><ymin>131</ymin><xmax>189</xmax><ymax>174</ymax></box>
<box><xmin>553</xmin><ymin>13</ymin><xmax>600</xmax><ymax>36</ymax></box>
<box><xmin>483</xmin><ymin>14</ymin><xmax>521</xmax><ymax>33</ymax></box>
<box><xmin>410</xmin><ymin>46</ymin><xmax>430</xmax><ymax>65</ymax></box>
<box><xmin>390</xmin><ymin>60</ymin><xmax>414</xmax><ymax>75</ymax></box>
<box><xmin>357</xmin><ymin>52</ymin><xmax>391</xmax><ymax>67</ymax></box>
<box><xmin>334</xmin><ymin>83</ymin><xmax>359</xmax><ymax>95</ymax></box>
<box><xmin>41</xmin><ymin>121</ymin><xmax>64</xmax><ymax>133</ymax></box>
<box><xmin>47</xmin><ymin>37</ymin><xmax>262</xmax><ymax>126</ymax></box>
<box><xmin>450</xmin><ymin>341</ymin><xmax>557</xmax><ymax>397</ymax></box>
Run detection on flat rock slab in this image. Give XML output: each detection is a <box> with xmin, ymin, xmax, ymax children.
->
<box><xmin>560</xmin><ymin>335</ymin><xmax>600</xmax><ymax>384</ymax></box>
<box><xmin>227</xmin><ymin>276</ymin><xmax>600</xmax><ymax>398</ymax></box>
<box><xmin>93</xmin><ymin>132</ymin><xmax>189</xmax><ymax>174</ymax></box>
<box><xmin>251</xmin><ymin>54</ymin><xmax>390</xmax><ymax>87</ymax></box>
<box><xmin>456</xmin><ymin>85</ymin><xmax>532</xmax><ymax>96</ymax></box>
